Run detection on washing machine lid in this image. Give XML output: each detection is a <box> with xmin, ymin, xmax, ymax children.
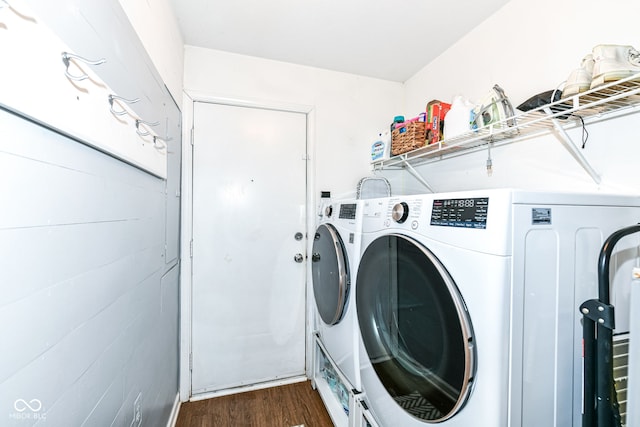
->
<box><xmin>312</xmin><ymin>223</ymin><xmax>350</xmax><ymax>325</ymax></box>
<box><xmin>357</xmin><ymin>234</ymin><xmax>475</xmax><ymax>423</ymax></box>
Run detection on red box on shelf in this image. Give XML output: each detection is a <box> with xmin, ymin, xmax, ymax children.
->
<box><xmin>426</xmin><ymin>100</ymin><xmax>451</xmax><ymax>145</ymax></box>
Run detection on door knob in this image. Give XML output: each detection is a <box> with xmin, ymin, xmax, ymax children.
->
<box><xmin>294</xmin><ymin>253</ymin><xmax>304</xmax><ymax>263</ymax></box>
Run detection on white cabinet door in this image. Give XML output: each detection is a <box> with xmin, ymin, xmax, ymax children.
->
<box><xmin>191</xmin><ymin>102</ymin><xmax>307</xmax><ymax>393</ymax></box>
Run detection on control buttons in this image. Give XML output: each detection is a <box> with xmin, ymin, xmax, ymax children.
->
<box><xmin>384</xmin><ymin>219</ymin><xmax>391</xmax><ymax>228</ymax></box>
<box><xmin>391</xmin><ymin>202</ymin><xmax>409</xmax><ymax>223</ymax></box>
<box><xmin>411</xmin><ymin>220</ymin><xmax>419</xmax><ymax>230</ymax></box>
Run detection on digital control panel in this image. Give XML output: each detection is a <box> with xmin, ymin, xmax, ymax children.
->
<box><xmin>339</xmin><ymin>203</ymin><xmax>357</xmax><ymax>220</ymax></box>
<box><xmin>430</xmin><ymin>197</ymin><xmax>489</xmax><ymax>229</ymax></box>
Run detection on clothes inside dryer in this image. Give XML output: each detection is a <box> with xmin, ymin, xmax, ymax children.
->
<box><xmin>356</xmin><ymin>234</ymin><xmax>475</xmax><ymax>422</ymax></box>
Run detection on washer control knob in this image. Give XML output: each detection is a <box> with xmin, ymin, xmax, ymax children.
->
<box><xmin>392</xmin><ymin>202</ymin><xmax>409</xmax><ymax>223</ymax></box>
<box><xmin>325</xmin><ymin>205</ymin><xmax>333</xmax><ymax>217</ymax></box>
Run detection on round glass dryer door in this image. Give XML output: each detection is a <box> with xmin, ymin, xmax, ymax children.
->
<box><xmin>312</xmin><ymin>223</ymin><xmax>350</xmax><ymax>325</ymax></box>
<box><xmin>356</xmin><ymin>234</ymin><xmax>475</xmax><ymax>422</ymax></box>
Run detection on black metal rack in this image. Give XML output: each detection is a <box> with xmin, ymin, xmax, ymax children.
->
<box><xmin>580</xmin><ymin>224</ymin><xmax>640</xmax><ymax>427</ymax></box>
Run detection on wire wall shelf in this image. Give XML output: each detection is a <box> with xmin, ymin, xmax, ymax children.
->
<box><xmin>373</xmin><ymin>72</ymin><xmax>640</xmax><ymax>173</ymax></box>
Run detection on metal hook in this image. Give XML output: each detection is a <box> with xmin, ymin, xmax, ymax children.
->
<box><xmin>108</xmin><ymin>94</ymin><xmax>140</xmax><ymax>116</ymax></box>
<box><xmin>61</xmin><ymin>52</ymin><xmax>106</xmax><ymax>81</ymax></box>
<box><xmin>153</xmin><ymin>136</ymin><xmax>167</xmax><ymax>151</ymax></box>
<box><xmin>135</xmin><ymin>119</ymin><xmax>159</xmax><ymax>137</ymax></box>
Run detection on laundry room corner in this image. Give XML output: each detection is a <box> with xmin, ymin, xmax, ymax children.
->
<box><xmin>385</xmin><ymin>0</ymin><xmax>640</xmax><ymax>196</ymax></box>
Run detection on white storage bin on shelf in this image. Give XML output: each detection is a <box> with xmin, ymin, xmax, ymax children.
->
<box><xmin>373</xmin><ymin>74</ymin><xmax>640</xmax><ymax>190</ymax></box>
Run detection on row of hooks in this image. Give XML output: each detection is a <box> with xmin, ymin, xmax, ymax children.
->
<box><xmin>2</xmin><ymin>3</ymin><xmax>169</xmax><ymax>154</ymax></box>
<box><xmin>61</xmin><ymin>51</ymin><xmax>166</xmax><ymax>150</ymax></box>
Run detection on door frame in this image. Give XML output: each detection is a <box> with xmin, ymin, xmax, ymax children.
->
<box><xmin>179</xmin><ymin>91</ymin><xmax>316</xmax><ymax>401</ymax></box>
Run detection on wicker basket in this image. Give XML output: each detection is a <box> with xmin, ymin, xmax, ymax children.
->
<box><xmin>391</xmin><ymin>121</ymin><xmax>426</xmax><ymax>155</ymax></box>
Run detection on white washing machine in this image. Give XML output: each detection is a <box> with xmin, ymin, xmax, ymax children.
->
<box><xmin>354</xmin><ymin>189</ymin><xmax>640</xmax><ymax>427</ymax></box>
<box><xmin>312</xmin><ymin>198</ymin><xmax>363</xmax><ymax>392</ymax></box>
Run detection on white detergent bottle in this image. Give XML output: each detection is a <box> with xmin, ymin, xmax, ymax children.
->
<box><xmin>444</xmin><ymin>95</ymin><xmax>474</xmax><ymax>140</ymax></box>
<box><xmin>370</xmin><ymin>129</ymin><xmax>391</xmax><ymax>162</ymax></box>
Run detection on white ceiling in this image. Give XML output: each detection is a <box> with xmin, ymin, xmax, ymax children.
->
<box><xmin>167</xmin><ymin>0</ymin><xmax>511</xmax><ymax>82</ymax></box>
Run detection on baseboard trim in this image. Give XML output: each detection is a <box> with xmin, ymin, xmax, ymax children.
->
<box><xmin>190</xmin><ymin>375</ymin><xmax>308</xmax><ymax>402</ymax></box>
<box><xmin>167</xmin><ymin>393</ymin><xmax>181</xmax><ymax>427</ymax></box>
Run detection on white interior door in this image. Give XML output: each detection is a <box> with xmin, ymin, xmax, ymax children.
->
<box><xmin>191</xmin><ymin>101</ymin><xmax>307</xmax><ymax>394</ymax></box>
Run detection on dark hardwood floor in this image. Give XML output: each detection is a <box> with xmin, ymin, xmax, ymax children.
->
<box><xmin>175</xmin><ymin>380</ymin><xmax>334</xmax><ymax>427</ymax></box>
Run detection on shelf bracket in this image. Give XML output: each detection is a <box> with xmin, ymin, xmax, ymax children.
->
<box><xmin>401</xmin><ymin>159</ymin><xmax>435</xmax><ymax>193</ymax></box>
<box><xmin>543</xmin><ymin>107</ymin><xmax>601</xmax><ymax>185</ymax></box>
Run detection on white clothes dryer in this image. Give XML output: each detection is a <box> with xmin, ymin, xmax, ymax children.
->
<box><xmin>312</xmin><ymin>198</ymin><xmax>363</xmax><ymax>391</ymax></box>
<box><xmin>355</xmin><ymin>189</ymin><xmax>640</xmax><ymax>427</ymax></box>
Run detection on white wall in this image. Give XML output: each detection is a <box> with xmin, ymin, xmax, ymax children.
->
<box><xmin>0</xmin><ymin>110</ymin><xmax>181</xmax><ymax>427</ymax></box>
<box><xmin>0</xmin><ymin>2</ymin><xmax>182</xmax><ymax>425</ymax></box>
<box><xmin>184</xmin><ymin>46</ymin><xmax>403</xmax><ymax>199</ymax></box>
<box><xmin>387</xmin><ymin>0</ymin><xmax>640</xmax><ymax>195</ymax></box>
<box><xmin>119</xmin><ymin>0</ymin><xmax>185</xmax><ymax>105</ymax></box>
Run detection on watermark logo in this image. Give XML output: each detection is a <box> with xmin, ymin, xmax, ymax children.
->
<box><xmin>14</xmin><ymin>399</ymin><xmax>42</xmax><ymax>412</ymax></box>
<box><xmin>10</xmin><ymin>399</ymin><xmax>46</xmax><ymax>421</ymax></box>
